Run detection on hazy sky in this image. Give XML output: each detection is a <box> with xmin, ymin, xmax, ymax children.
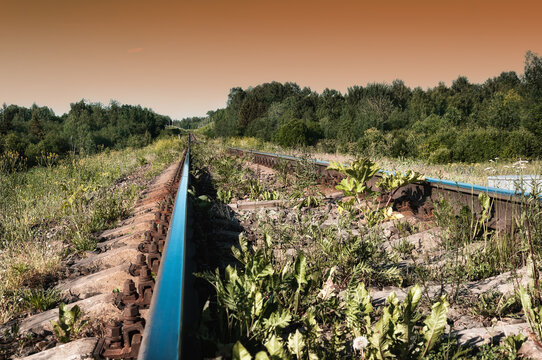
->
<box><xmin>1</xmin><ymin>0</ymin><xmax>541</xmax><ymax>119</ymax></box>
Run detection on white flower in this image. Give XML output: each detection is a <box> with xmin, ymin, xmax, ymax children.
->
<box><xmin>353</xmin><ymin>336</ymin><xmax>368</xmax><ymax>351</ymax></box>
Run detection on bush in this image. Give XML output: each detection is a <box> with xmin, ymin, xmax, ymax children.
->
<box><xmin>276</xmin><ymin>118</ymin><xmax>309</xmax><ymax>147</ymax></box>
<box><xmin>428</xmin><ymin>147</ymin><xmax>452</xmax><ymax>164</ymax></box>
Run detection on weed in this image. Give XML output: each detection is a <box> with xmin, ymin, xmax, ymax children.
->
<box><xmin>217</xmin><ymin>188</ymin><xmax>233</xmax><ymax>204</ymax></box>
<box><xmin>470</xmin><ymin>291</ymin><xmax>521</xmax><ymax>319</ymax></box>
<box><xmin>261</xmin><ymin>190</ymin><xmax>280</xmax><ymax>201</ymax></box>
<box><xmin>21</xmin><ymin>288</ymin><xmax>61</xmax><ymax>312</ymax></box>
<box><xmin>273</xmin><ymin>158</ymin><xmax>292</xmax><ymax>186</ymax></box>
<box><xmin>51</xmin><ymin>303</ymin><xmax>88</xmax><ymax>343</ymax></box>
<box><xmin>472</xmin><ymin>334</ymin><xmax>527</xmax><ymax>360</ymax></box>
<box><xmin>328</xmin><ymin>158</ymin><xmax>422</xmax><ymax>226</ymax></box>
<box><xmin>377</xmin><ymin>170</ymin><xmax>425</xmax><ymax>208</ymax></box>
<box><xmin>0</xmin><ymin>150</ymin><xmax>27</xmax><ymax>173</ymax></box>
<box><xmin>248</xmin><ymin>179</ymin><xmax>265</xmax><ymax>201</ymax></box>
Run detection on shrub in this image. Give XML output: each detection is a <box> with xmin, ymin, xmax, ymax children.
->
<box><xmin>276</xmin><ymin>118</ymin><xmax>309</xmax><ymax>148</ymax></box>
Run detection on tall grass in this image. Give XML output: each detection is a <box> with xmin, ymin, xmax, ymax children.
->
<box><xmin>0</xmin><ymin>136</ymin><xmax>186</xmax><ymax>324</ymax></box>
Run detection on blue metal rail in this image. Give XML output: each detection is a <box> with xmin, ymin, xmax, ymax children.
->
<box><xmin>139</xmin><ymin>148</ymin><xmax>190</xmax><ymax>360</ymax></box>
<box><xmin>229</xmin><ymin>147</ymin><xmax>540</xmax><ymax>199</ymax></box>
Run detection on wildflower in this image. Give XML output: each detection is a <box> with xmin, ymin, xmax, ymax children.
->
<box><xmin>353</xmin><ymin>336</ymin><xmax>368</xmax><ymax>351</ymax></box>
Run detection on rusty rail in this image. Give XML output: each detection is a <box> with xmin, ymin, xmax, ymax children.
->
<box><xmin>228</xmin><ymin>147</ymin><xmax>538</xmax><ymax>231</ymax></box>
<box><xmin>93</xmin><ymin>142</ymin><xmax>190</xmax><ymax>359</ymax></box>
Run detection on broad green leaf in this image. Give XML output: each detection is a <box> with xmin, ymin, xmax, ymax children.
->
<box><xmin>403</xmin><ymin>285</ymin><xmax>422</xmax><ymax>318</ymax></box>
<box><xmin>478</xmin><ymin>192</ymin><xmax>490</xmax><ymax>213</ymax></box>
<box><xmin>421</xmin><ymin>296</ymin><xmax>449</xmax><ymax>357</ymax></box>
<box><xmin>233</xmin><ymin>341</ymin><xmax>252</xmax><ymax>360</ymax></box>
<box><xmin>255</xmin><ymin>351</ymin><xmax>270</xmax><ymax>360</ymax></box>
<box><xmin>264</xmin><ymin>233</ymin><xmax>273</xmax><ymax>248</ymax></box>
<box><xmin>263</xmin><ymin>310</ymin><xmax>292</xmax><ymax>332</ymax></box>
<box><xmin>265</xmin><ymin>335</ymin><xmax>286</xmax><ymax>357</ymax></box>
<box><xmin>519</xmin><ymin>285</ymin><xmax>537</xmax><ymax>334</ymax></box>
<box><xmin>225</xmin><ymin>265</ymin><xmax>238</xmax><ymax>283</ymax></box>
<box><xmin>253</xmin><ymin>291</ymin><xmax>263</xmax><ymax>316</ymax></box>
<box><xmin>287</xmin><ymin>330</ymin><xmax>305</xmax><ymax>359</ymax></box>
<box><xmin>294</xmin><ymin>254</ymin><xmax>307</xmax><ymax>289</ymax></box>
<box><xmin>370</xmin><ymin>307</ymin><xmax>393</xmax><ymax>359</ymax></box>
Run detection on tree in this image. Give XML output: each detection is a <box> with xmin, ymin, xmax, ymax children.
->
<box><xmin>276</xmin><ymin>118</ymin><xmax>309</xmax><ymax>147</ymax></box>
<box><xmin>0</xmin><ymin>103</ymin><xmax>12</xmax><ymax>135</ymax></box>
<box><xmin>29</xmin><ymin>107</ymin><xmax>45</xmax><ymax>140</ymax></box>
<box><xmin>524</xmin><ymin>50</ymin><xmax>542</xmax><ymax>99</ymax></box>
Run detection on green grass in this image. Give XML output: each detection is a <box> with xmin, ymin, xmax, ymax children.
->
<box><xmin>0</xmin><ymin>136</ymin><xmax>187</xmax><ymax>324</ymax></box>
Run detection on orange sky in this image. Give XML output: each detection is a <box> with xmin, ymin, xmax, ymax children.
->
<box><xmin>1</xmin><ymin>0</ymin><xmax>541</xmax><ymax>119</ymax></box>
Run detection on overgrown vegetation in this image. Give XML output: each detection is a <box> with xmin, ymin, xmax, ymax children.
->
<box><xmin>0</xmin><ymin>136</ymin><xmax>186</xmax><ymax>325</ymax></box>
<box><xmin>202</xmin><ymin>51</ymin><xmax>542</xmax><ymax>164</ymax></box>
<box><xmin>0</xmin><ymin>100</ymin><xmax>172</xmax><ymax>168</ymax></box>
<box><xmin>190</xmin><ymin>139</ymin><xmax>542</xmax><ymax>359</ymax></box>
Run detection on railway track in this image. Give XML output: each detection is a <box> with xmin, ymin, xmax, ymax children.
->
<box><xmin>93</xmin><ymin>142</ymin><xmax>539</xmax><ymax>358</ymax></box>
<box><xmin>14</xmin><ymin>137</ymin><xmax>541</xmax><ymax>359</ymax></box>
<box><xmin>228</xmin><ymin>147</ymin><xmax>538</xmax><ymax>231</ymax></box>
<box><xmin>90</xmin><ymin>145</ymin><xmax>190</xmax><ymax>359</ymax></box>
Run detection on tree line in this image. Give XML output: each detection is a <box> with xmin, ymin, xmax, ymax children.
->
<box><xmin>201</xmin><ymin>51</ymin><xmax>542</xmax><ymax>163</ymax></box>
<box><xmin>0</xmin><ymin>100</ymin><xmax>171</xmax><ymax>167</ymax></box>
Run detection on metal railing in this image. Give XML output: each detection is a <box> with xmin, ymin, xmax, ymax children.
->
<box><xmin>139</xmin><ymin>147</ymin><xmax>190</xmax><ymax>359</ymax></box>
<box><xmin>228</xmin><ymin>146</ymin><xmax>541</xmax><ymax>230</ymax></box>
<box><xmin>229</xmin><ymin>147</ymin><xmax>539</xmax><ymax>198</ymax></box>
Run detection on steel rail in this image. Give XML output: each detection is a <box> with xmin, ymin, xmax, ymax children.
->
<box><xmin>138</xmin><ymin>147</ymin><xmax>190</xmax><ymax>360</ymax></box>
<box><xmin>228</xmin><ymin>147</ymin><xmax>540</xmax><ymax>230</ymax></box>
<box><xmin>228</xmin><ymin>147</ymin><xmax>539</xmax><ymax>199</ymax></box>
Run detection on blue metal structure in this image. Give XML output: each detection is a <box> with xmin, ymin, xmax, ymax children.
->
<box><xmin>229</xmin><ymin>147</ymin><xmax>540</xmax><ymax>198</ymax></box>
<box><xmin>139</xmin><ymin>148</ymin><xmax>190</xmax><ymax>360</ymax></box>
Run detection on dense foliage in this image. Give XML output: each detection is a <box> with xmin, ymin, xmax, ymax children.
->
<box><xmin>208</xmin><ymin>51</ymin><xmax>542</xmax><ymax>163</ymax></box>
<box><xmin>176</xmin><ymin>116</ymin><xmax>211</xmax><ymax>130</ymax></box>
<box><xmin>0</xmin><ymin>100</ymin><xmax>171</xmax><ymax>167</ymax></box>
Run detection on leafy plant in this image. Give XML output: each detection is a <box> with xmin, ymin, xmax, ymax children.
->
<box><xmin>273</xmin><ymin>158</ymin><xmax>292</xmax><ymax>187</ymax></box>
<box><xmin>471</xmin><ymin>291</ymin><xmax>521</xmax><ymax>319</ymax></box>
<box><xmin>340</xmin><ymin>284</ymin><xmax>449</xmax><ymax>360</ymax></box>
<box><xmin>293</xmin><ymin>195</ymin><xmax>322</xmax><ymax>209</ymax></box>
<box><xmin>327</xmin><ymin>159</ymin><xmax>380</xmax><ymax>204</ymax></box>
<box><xmin>248</xmin><ymin>179</ymin><xmax>266</xmax><ymax>201</ymax></box>
<box><xmin>377</xmin><ymin>170</ymin><xmax>425</xmax><ymax>208</ymax></box>
<box><xmin>198</xmin><ymin>237</ymin><xmax>289</xmax><ymax>342</ymax></box>
<box><xmin>471</xmin><ymin>192</ymin><xmax>492</xmax><ymax>242</ymax></box>
<box><xmin>261</xmin><ymin>190</ymin><xmax>280</xmax><ymax>201</ymax></box>
<box><xmin>188</xmin><ymin>186</ymin><xmax>212</xmax><ymax>210</ymax></box>
<box><xmin>217</xmin><ymin>188</ymin><xmax>234</xmax><ymax>203</ymax></box>
<box><xmin>519</xmin><ymin>284</ymin><xmax>542</xmax><ymax>343</ymax></box>
<box><xmin>51</xmin><ymin>303</ymin><xmax>88</xmax><ymax>343</ymax></box>
<box><xmin>328</xmin><ymin>158</ymin><xmax>424</xmax><ymax>226</ymax></box>
<box><xmin>473</xmin><ymin>334</ymin><xmax>527</xmax><ymax>360</ymax></box>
